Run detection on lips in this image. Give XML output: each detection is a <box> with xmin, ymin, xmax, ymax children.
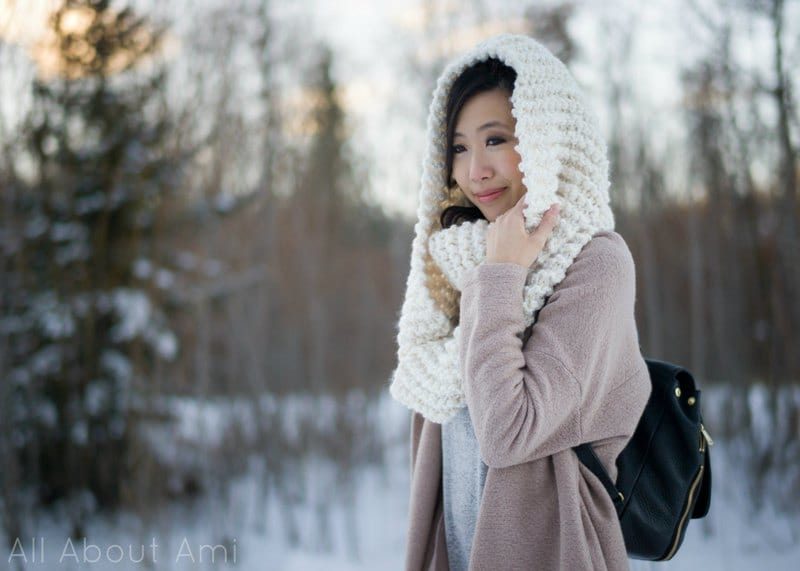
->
<box><xmin>475</xmin><ymin>187</ymin><xmax>506</xmax><ymax>203</ymax></box>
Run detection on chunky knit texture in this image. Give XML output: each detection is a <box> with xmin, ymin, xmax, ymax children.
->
<box><xmin>389</xmin><ymin>33</ymin><xmax>615</xmax><ymax>423</ymax></box>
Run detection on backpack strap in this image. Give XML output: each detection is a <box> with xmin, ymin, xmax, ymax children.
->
<box><xmin>574</xmin><ymin>443</ymin><xmax>625</xmax><ymax>517</ymax></box>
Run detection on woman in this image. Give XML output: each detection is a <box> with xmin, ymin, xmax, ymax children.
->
<box><xmin>389</xmin><ymin>34</ymin><xmax>651</xmax><ymax>570</ymax></box>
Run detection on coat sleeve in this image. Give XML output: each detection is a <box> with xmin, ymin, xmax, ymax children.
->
<box><xmin>458</xmin><ymin>233</ymin><xmax>641</xmax><ymax>469</ymax></box>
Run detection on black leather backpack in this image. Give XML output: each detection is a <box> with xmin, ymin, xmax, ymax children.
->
<box><xmin>573</xmin><ymin>358</ymin><xmax>713</xmax><ymax>561</ymax></box>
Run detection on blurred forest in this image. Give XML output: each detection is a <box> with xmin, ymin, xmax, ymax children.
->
<box><xmin>0</xmin><ymin>0</ymin><xmax>798</xmax><ymax>563</ymax></box>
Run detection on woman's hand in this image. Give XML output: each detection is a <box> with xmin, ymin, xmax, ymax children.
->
<box><xmin>485</xmin><ymin>196</ymin><xmax>560</xmax><ymax>267</ymax></box>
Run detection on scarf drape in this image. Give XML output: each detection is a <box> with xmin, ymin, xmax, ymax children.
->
<box><xmin>389</xmin><ymin>34</ymin><xmax>615</xmax><ymax>423</ymax></box>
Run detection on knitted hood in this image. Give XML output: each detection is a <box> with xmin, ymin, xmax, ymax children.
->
<box><xmin>389</xmin><ymin>34</ymin><xmax>615</xmax><ymax>423</ymax></box>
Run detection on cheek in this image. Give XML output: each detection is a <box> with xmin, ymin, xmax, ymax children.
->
<box><xmin>451</xmin><ymin>158</ymin><xmax>468</xmax><ymax>186</ymax></box>
<box><xmin>501</xmin><ymin>152</ymin><xmax>523</xmax><ymax>182</ymax></box>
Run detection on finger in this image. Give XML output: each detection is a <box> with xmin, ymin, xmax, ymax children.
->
<box><xmin>543</xmin><ymin>204</ymin><xmax>560</xmax><ymax>225</ymax></box>
<box><xmin>531</xmin><ymin>205</ymin><xmax>560</xmax><ymax>235</ymax></box>
<box><xmin>540</xmin><ymin>203</ymin><xmax>559</xmax><ymax>221</ymax></box>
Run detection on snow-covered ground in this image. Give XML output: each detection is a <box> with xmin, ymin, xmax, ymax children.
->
<box><xmin>6</xmin><ymin>387</ymin><xmax>800</xmax><ymax>570</ymax></box>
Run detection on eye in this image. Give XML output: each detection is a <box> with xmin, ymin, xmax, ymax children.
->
<box><xmin>487</xmin><ymin>136</ymin><xmax>506</xmax><ymax>146</ymax></box>
<box><xmin>452</xmin><ymin>144</ymin><xmax>466</xmax><ymax>154</ymax></box>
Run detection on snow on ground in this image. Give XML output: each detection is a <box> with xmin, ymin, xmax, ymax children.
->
<box><xmin>6</xmin><ymin>387</ymin><xmax>800</xmax><ymax>570</ymax></box>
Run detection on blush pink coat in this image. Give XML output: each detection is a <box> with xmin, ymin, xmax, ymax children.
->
<box><xmin>402</xmin><ymin>231</ymin><xmax>651</xmax><ymax>570</ymax></box>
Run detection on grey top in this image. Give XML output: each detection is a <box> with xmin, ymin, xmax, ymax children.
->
<box><xmin>441</xmin><ymin>405</ymin><xmax>488</xmax><ymax>571</ymax></box>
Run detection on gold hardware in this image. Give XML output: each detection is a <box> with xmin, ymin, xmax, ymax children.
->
<box><xmin>700</xmin><ymin>424</ymin><xmax>714</xmax><ymax>447</ymax></box>
<box><xmin>674</xmin><ymin>387</ymin><xmax>682</xmax><ymax>398</ymax></box>
<box><xmin>664</xmin><ymin>464</ymin><xmax>704</xmax><ymax>560</ymax></box>
<box><xmin>687</xmin><ymin>396</ymin><xmax>696</xmax><ymax>406</ymax></box>
<box><xmin>618</xmin><ymin>492</ymin><xmax>625</xmax><ymax>502</ymax></box>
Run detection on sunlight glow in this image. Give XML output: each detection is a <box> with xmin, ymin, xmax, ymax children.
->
<box><xmin>0</xmin><ymin>0</ymin><xmax>168</xmax><ymax>79</ymax></box>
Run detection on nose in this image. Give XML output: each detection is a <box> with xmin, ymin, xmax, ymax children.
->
<box><xmin>469</xmin><ymin>148</ymin><xmax>492</xmax><ymax>182</ymax></box>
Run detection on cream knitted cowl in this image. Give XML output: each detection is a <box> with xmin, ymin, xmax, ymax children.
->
<box><xmin>388</xmin><ymin>34</ymin><xmax>615</xmax><ymax>424</ymax></box>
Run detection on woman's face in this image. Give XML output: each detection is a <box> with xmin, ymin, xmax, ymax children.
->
<box><xmin>451</xmin><ymin>88</ymin><xmax>526</xmax><ymax>222</ymax></box>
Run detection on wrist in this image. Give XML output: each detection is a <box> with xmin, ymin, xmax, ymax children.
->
<box><xmin>484</xmin><ymin>258</ymin><xmax>528</xmax><ymax>269</ymax></box>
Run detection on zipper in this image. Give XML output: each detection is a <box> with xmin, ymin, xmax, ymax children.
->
<box><xmin>700</xmin><ymin>424</ymin><xmax>714</xmax><ymax>448</ymax></box>
<box><xmin>665</xmin><ymin>424</ymin><xmax>712</xmax><ymax>559</ymax></box>
<box><xmin>663</xmin><ymin>462</ymin><xmax>705</xmax><ymax>560</ymax></box>
<box><xmin>663</xmin><ymin>464</ymin><xmax>705</xmax><ymax>559</ymax></box>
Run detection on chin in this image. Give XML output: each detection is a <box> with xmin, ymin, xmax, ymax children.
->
<box><xmin>483</xmin><ymin>210</ymin><xmax>502</xmax><ymax>223</ymax></box>
<box><xmin>489</xmin><ymin>201</ymin><xmax>513</xmax><ymax>220</ymax></box>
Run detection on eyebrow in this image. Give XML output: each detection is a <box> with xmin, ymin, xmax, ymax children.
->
<box><xmin>454</xmin><ymin>121</ymin><xmax>512</xmax><ymax>138</ymax></box>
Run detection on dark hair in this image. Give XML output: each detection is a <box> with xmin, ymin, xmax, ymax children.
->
<box><xmin>440</xmin><ymin>58</ymin><xmax>517</xmax><ymax>229</ymax></box>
